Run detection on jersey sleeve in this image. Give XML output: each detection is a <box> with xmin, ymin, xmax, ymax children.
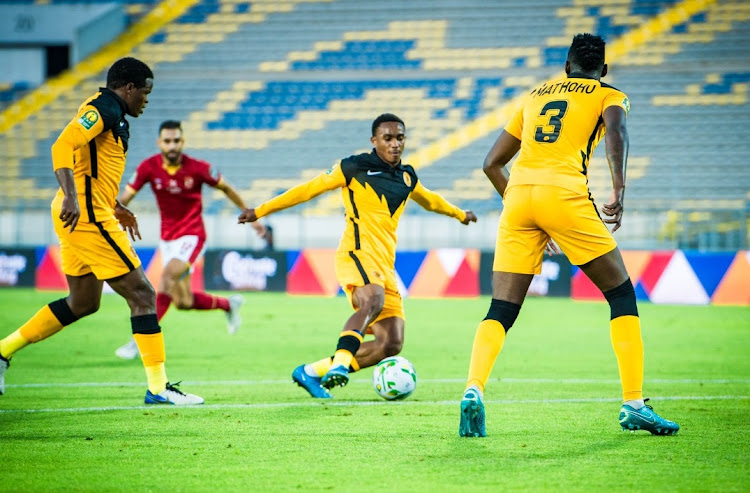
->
<box><xmin>126</xmin><ymin>160</ymin><xmax>151</xmax><ymax>192</ymax></box>
<box><xmin>409</xmin><ymin>180</ymin><xmax>467</xmax><ymax>222</ymax></box>
<box><xmin>503</xmin><ymin>105</ymin><xmax>524</xmax><ymax>140</ymax></box>
<box><xmin>602</xmin><ymin>90</ymin><xmax>630</xmax><ymax>117</ymax></box>
<box><xmin>50</xmin><ymin>104</ymin><xmax>105</xmax><ymax>171</ymax></box>
<box><xmin>200</xmin><ymin>161</ymin><xmax>222</xmax><ymax>188</ymax></box>
<box><xmin>255</xmin><ymin>162</ymin><xmax>347</xmax><ymax>218</ymax></box>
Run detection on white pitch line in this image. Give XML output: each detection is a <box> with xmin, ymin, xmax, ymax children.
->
<box><xmin>5</xmin><ymin>377</ymin><xmax>750</xmax><ymax>389</ymax></box>
<box><xmin>0</xmin><ymin>395</ymin><xmax>747</xmax><ymax>415</ymax></box>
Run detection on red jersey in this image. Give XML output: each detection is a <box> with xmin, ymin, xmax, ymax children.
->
<box><xmin>126</xmin><ymin>154</ymin><xmax>221</xmax><ymax>241</ymax></box>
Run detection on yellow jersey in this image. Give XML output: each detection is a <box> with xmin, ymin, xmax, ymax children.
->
<box><xmin>255</xmin><ymin>150</ymin><xmax>466</xmax><ymax>265</ymax></box>
<box><xmin>51</xmin><ymin>88</ymin><xmax>131</xmax><ymax>223</ymax></box>
<box><xmin>504</xmin><ymin>74</ymin><xmax>630</xmax><ymax>196</ymax></box>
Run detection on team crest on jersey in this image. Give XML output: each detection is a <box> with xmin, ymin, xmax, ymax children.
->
<box><xmin>78</xmin><ymin>110</ymin><xmax>99</xmax><ymax>130</ymax></box>
<box><xmin>402</xmin><ymin>172</ymin><xmax>412</xmax><ymax>187</ymax></box>
<box><xmin>622</xmin><ymin>97</ymin><xmax>631</xmax><ymax>114</ymax></box>
<box><xmin>184</xmin><ymin>176</ymin><xmax>194</xmax><ymax>189</ymax></box>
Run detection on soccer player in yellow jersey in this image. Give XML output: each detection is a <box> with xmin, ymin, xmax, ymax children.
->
<box><xmin>458</xmin><ymin>34</ymin><xmax>679</xmax><ymax>436</ymax></box>
<box><xmin>0</xmin><ymin>58</ymin><xmax>202</xmax><ymax>405</ymax></box>
<box><xmin>238</xmin><ymin>113</ymin><xmax>477</xmax><ymax>398</ymax></box>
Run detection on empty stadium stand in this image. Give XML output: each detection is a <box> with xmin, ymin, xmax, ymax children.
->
<box><xmin>0</xmin><ymin>0</ymin><xmax>748</xmax><ymax>249</ymax></box>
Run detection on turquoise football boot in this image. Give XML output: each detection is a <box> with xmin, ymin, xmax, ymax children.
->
<box><xmin>459</xmin><ymin>389</ymin><xmax>486</xmax><ymax>437</ymax></box>
<box><xmin>321</xmin><ymin>365</ymin><xmax>349</xmax><ymax>389</ymax></box>
<box><xmin>619</xmin><ymin>399</ymin><xmax>680</xmax><ymax>435</ymax></box>
<box><xmin>292</xmin><ymin>364</ymin><xmax>332</xmax><ymax>399</ymax></box>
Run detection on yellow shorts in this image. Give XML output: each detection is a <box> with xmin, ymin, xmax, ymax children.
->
<box><xmin>52</xmin><ymin>205</ymin><xmax>141</xmax><ymax>280</ymax></box>
<box><xmin>493</xmin><ymin>185</ymin><xmax>617</xmax><ymax>274</ymax></box>
<box><xmin>335</xmin><ymin>250</ymin><xmax>405</xmax><ymax>324</ymax></box>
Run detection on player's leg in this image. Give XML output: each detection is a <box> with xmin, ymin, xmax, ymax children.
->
<box><xmin>579</xmin><ymin>249</ymin><xmax>679</xmax><ymax>435</ymax></box>
<box><xmin>460</xmin><ymin>185</ymin><xmax>543</xmax><ymax>437</ymax></box>
<box><xmin>0</xmin><ymin>273</ymin><xmax>101</xmax><ymax>395</ymax></box>
<box><xmin>164</xmin><ymin>242</ymin><xmax>242</xmax><ymax>334</ymax></box>
<box><xmin>321</xmin><ymin>283</ymin><xmax>385</xmax><ymax>389</ymax></box>
<box><xmin>108</xmin><ymin>267</ymin><xmax>203</xmax><ymax>405</ymax></box>
<box><xmin>0</xmin><ymin>222</ymin><xmax>103</xmax><ymax>395</ymax></box>
<box><xmin>459</xmin><ymin>271</ymin><xmax>532</xmax><ymax>438</ymax></box>
<box><xmin>542</xmin><ymin>186</ymin><xmax>678</xmax><ymax>434</ymax></box>
<box><xmin>352</xmin><ymin>316</ymin><xmax>405</xmax><ymax>369</ymax></box>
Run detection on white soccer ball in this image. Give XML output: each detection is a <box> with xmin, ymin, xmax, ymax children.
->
<box><xmin>372</xmin><ymin>356</ymin><xmax>417</xmax><ymax>400</ymax></box>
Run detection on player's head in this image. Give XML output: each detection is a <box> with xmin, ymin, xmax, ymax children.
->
<box><xmin>106</xmin><ymin>57</ymin><xmax>154</xmax><ymax>118</ymax></box>
<box><xmin>157</xmin><ymin>120</ymin><xmax>184</xmax><ymax>164</ymax></box>
<box><xmin>371</xmin><ymin>113</ymin><xmax>406</xmax><ymax>166</ymax></box>
<box><xmin>565</xmin><ymin>33</ymin><xmax>607</xmax><ymax>79</ymax></box>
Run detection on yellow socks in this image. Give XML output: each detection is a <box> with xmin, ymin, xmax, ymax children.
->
<box><xmin>610</xmin><ymin>315</ymin><xmax>644</xmax><ymax>402</ymax></box>
<box><xmin>134</xmin><ymin>332</ymin><xmax>167</xmax><ymax>394</ymax></box>
<box><xmin>308</xmin><ymin>355</ymin><xmax>359</xmax><ymax>377</ymax></box>
<box><xmin>0</xmin><ymin>303</ymin><xmax>71</xmax><ymax>358</ymax></box>
<box><xmin>331</xmin><ymin>330</ymin><xmax>363</xmax><ymax>370</ymax></box>
<box><xmin>465</xmin><ymin>319</ymin><xmax>507</xmax><ymax>393</ymax></box>
<box><xmin>0</xmin><ymin>330</ymin><xmax>30</xmax><ymax>359</ymax></box>
<box><xmin>310</xmin><ymin>357</ymin><xmax>333</xmax><ymax>377</ymax></box>
<box><xmin>332</xmin><ymin>349</ymin><xmax>355</xmax><ymax>370</ymax></box>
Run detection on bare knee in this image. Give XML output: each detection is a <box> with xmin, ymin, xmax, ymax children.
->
<box><xmin>382</xmin><ymin>336</ymin><xmax>403</xmax><ymax>358</ymax></box>
<box><xmin>67</xmin><ymin>296</ymin><xmax>100</xmax><ymax>318</ymax></box>
<box><xmin>127</xmin><ymin>282</ymin><xmax>156</xmax><ymax>312</ymax></box>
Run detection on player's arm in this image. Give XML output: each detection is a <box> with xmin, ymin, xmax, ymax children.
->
<box><xmin>483</xmin><ymin>130</ymin><xmax>521</xmax><ymax>199</ymax></box>
<box><xmin>51</xmin><ymin>106</ymin><xmax>106</xmax><ymax>232</ymax></box>
<box><xmin>601</xmin><ymin>105</ymin><xmax>629</xmax><ymax>233</ymax></box>
<box><xmin>410</xmin><ymin>181</ymin><xmax>476</xmax><ymax>225</ymax></box>
<box><xmin>118</xmin><ymin>186</ymin><xmax>137</xmax><ymax>207</ymax></box>
<box><xmin>216</xmin><ymin>178</ymin><xmax>265</xmax><ymax>237</ymax></box>
<box><xmin>238</xmin><ymin>164</ymin><xmax>346</xmax><ymax>224</ymax></box>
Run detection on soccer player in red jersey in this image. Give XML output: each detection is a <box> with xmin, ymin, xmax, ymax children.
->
<box><xmin>114</xmin><ymin>120</ymin><xmax>264</xmax><ymax>359</ymax></box>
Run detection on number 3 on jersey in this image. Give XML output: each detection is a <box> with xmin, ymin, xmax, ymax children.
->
<box><xmin>534</xmin><ymin>100</ymin><xmax>568</xmax><ymax>143</ymax></box>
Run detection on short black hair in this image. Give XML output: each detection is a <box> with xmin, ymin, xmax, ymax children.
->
<box><xmin>159</xmin><ymin>120</ymin><xmax>182</xmax><ymax>134</ymax></box>
<box><xmin>372</xmin><ymin>113</ymin><xmax>405</xmax><ymax>136</ymax></box>
<box><xmin>106</xmin><ymin>57</ymin><xmax>154</xmax><ymax>89</ymax></box>
<box><xmin>567</xmin><ymin>33</ymin><xmax>606</xmax><ymax>72</ymax></box>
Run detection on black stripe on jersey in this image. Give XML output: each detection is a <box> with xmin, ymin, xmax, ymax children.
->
<box><xmin>348</xmin><ymin>251</ymin><xmax>370</xmax><ymax>285</ymax></box>
<box><xmin>89</xmin><ymin>140</ymin><xmax>98</xmax><ymax>178</ymax></box>
<box><xmin>95</xmin><ymin>222</ymin><xmax>136</xmax><ymax>273</ymax></box>
<box><xmin>580</xmin><ymin>116</ymin><xmax>604</xmax><ymax>176</ymax></box>
<box><xmin>600</xmin><ymin>81</ymin><xmax>622</xmax><ymax>92</ymax></box>
<box><xmin>587</xmin><ymin>190</ymin><xmax>603</xmax><ymax>220</ymax></box>
<box><xmin>85</xmin><ymin>175</ymin><xmax>96</xmax><ymax>223</ymax></box>
<box><xmin>350</xmin><ymin>218</ymin><xmax>361</xmax><ymax>249</ymax></box>
<box><xmin>347</xmin><ymin>189</ymin><xmax>361</xmax><ymax>249</ymax></box>
<box><xmin>85</xmin><ymin>176</ymin><xmax>136</xmax><ymax>273</ymax></box>
<box><xmin>348</xmin><ymin>189</ymin><xmax>359</xmax><ymax>218</ymax></box>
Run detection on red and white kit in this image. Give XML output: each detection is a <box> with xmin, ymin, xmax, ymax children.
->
<box><xmin>127</xmin><ymin>154</ymin><xmax>221</xmax><ymax>267</ymax></box>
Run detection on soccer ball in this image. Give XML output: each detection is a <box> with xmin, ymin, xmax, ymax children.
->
<box><xmin>372</xmin><ymin>356</ymin><xmax>417</xmax><ymax>400</ymax></box>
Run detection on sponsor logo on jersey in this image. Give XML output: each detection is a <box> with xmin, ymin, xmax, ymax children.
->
<box><xmin>78</xmin><ymin>110</ymin><xmax>99</xmax><ymax>130</ymax></box>
<box><xmin>622</xmin><ymin>97</ymin><xmax>631</xmax><ymax>114</ymax></box>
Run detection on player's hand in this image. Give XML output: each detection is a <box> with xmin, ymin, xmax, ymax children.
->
<box><xmin>251</xmin><ymin>221</ymin><xmax>266</xmax><ymax>238</ymax></box>
<box><xmin>114</xmin><ymin>202</ymin><xmax>141</xmax><ymax>241</ymax></box>
<box><xmin>59</xmin><ymin>195</ymin><xmax>81</xmax><ymax>233</ymax></box>
<box><xmin>545</xmin><ymin>239</ymin><xmax>561</xmax><ymax>256</ymax></box>
<box><xmin>461</xmin><ymin>210</ymin><xmax>477</xmax><ymax>225</ymax></box>
<box><xmin>602</xmin><ymin>188</ymin><xmax>625</xmax><ymax>233</ymax></box>
<box><xmin>238</xmin><ymin>208</ymin><xmax>258</xmax><ymax>224</ymax></box>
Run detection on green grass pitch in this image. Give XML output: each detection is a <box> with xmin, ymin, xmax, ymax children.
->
<box><xmin>0</xmin><ymin>288</ymin><xmax>748</xmax><ymax>491</ymax></box>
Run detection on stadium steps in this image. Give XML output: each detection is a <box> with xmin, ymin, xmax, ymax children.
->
<box><xmin>0</xmin><ymin>0</ymin><xmax>333</xmax><ymax>208</ymax></box>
